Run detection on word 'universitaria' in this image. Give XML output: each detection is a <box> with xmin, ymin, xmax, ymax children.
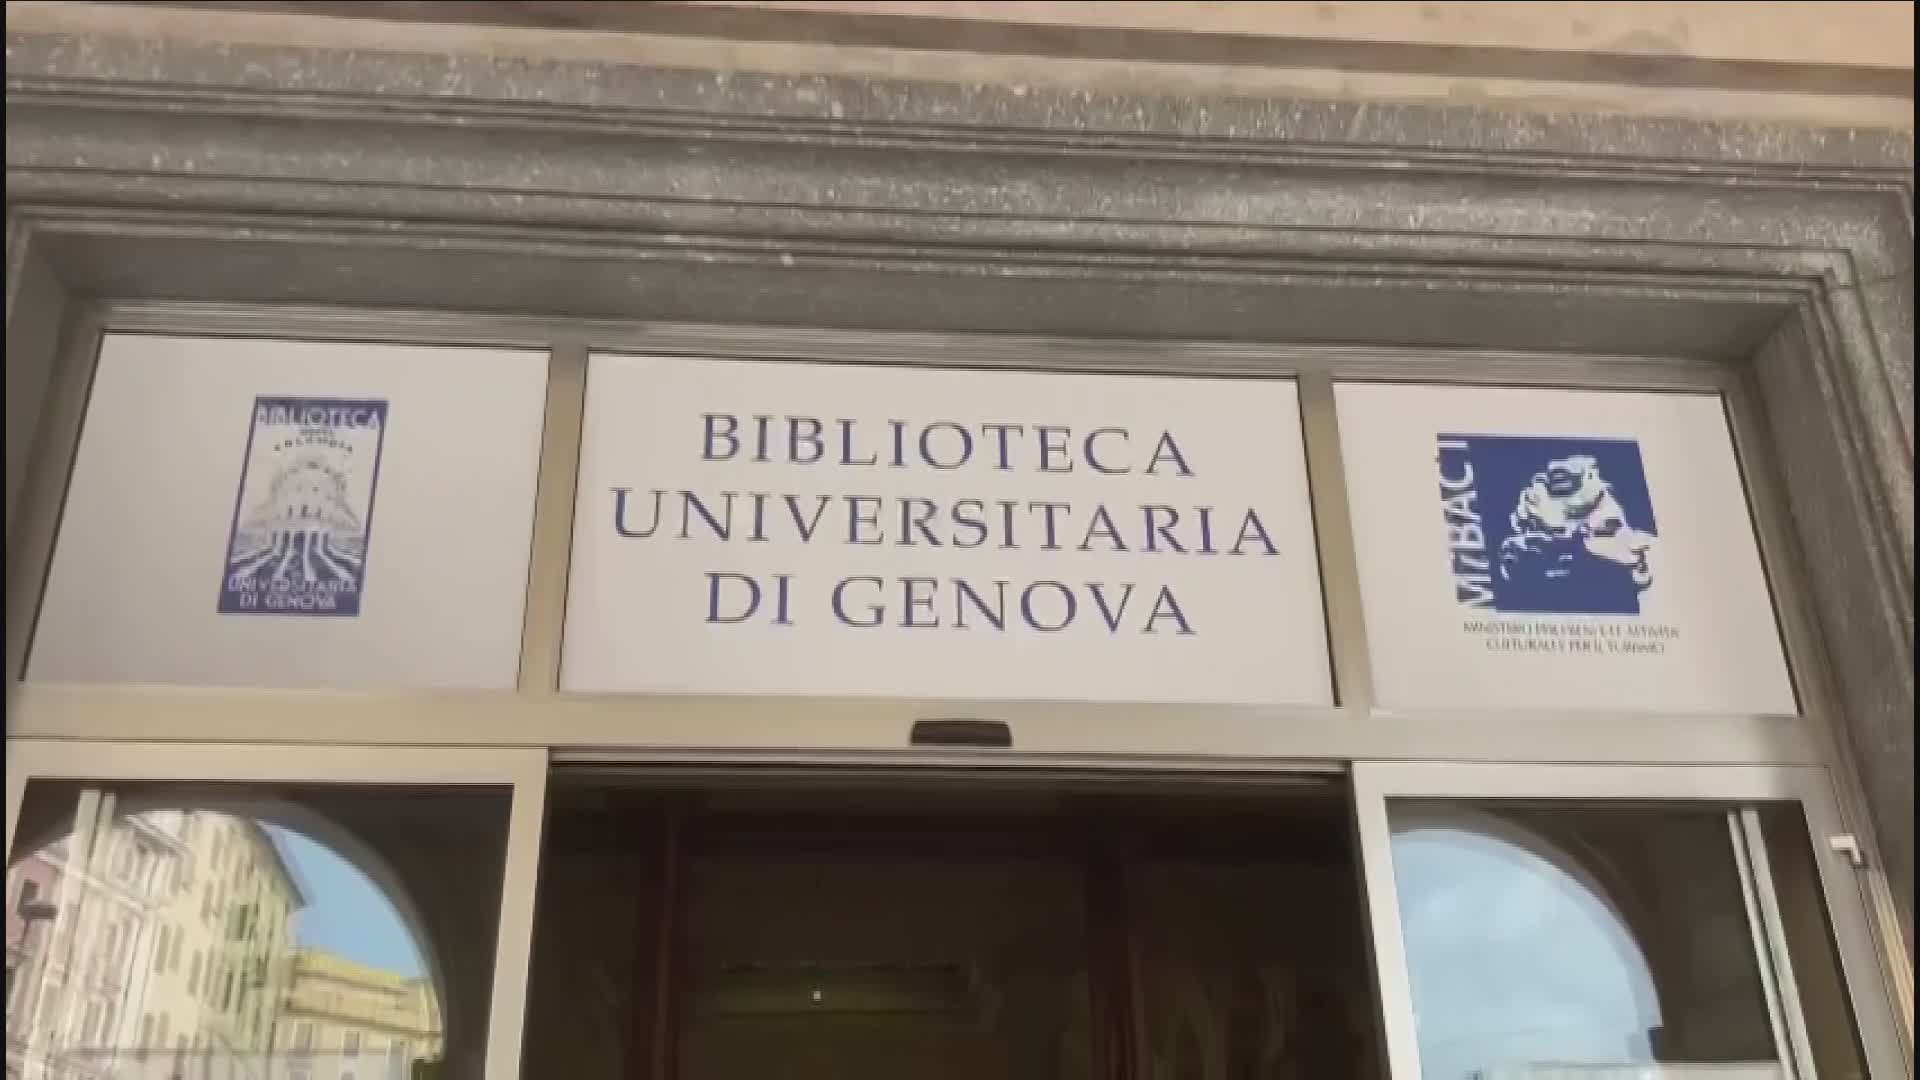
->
<box><xmin>606</xmin><ymin>415</ymin><xmax>1287</xmax><ymax>635</ymax></box>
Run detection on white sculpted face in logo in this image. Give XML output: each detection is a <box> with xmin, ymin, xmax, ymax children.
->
<box><xmin>1499</xmin><ymin>455</ymin><xmax>1656</xmax><ymax>600</ymax></box>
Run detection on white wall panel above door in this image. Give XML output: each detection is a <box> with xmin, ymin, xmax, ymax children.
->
<box><xmin>29</xmin><ymin>335</ymin><xmax>549</xmax><ymax>691</ymax></box>
<box><xmin>1335</xmin><ymin>382</ymin><xmax>1797</xmax><ymax>717</ymax></box>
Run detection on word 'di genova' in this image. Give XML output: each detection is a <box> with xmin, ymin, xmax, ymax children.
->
<box><xmin>608</xmin><ymin>414</ymin><xmax>1286</xmax><ymax>635</ymax></box>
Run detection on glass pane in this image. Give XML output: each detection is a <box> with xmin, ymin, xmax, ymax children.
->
<box><xmin>1756</xmin><ymin>805</ymin><xmax>1870</xmax><ymax>1080</ymax></box>
<box><xmin>521</xmin><ymin>785</ymin><xmax>1100</xmax><ymax>1080</ymax></box>
<box><xmin>6</xmin><ymin>781</ymin><xmax>508</xmax><ymax>1080</ymax></box>
<box><xmin>1388</xmin><ymin>801</ymin><xmax>1784</xmax><ymax>1080</ymax></box>
<box><xmin>678</xmin><ymin>852</ymin><xmax>1090</xmax><ymax>1080</ymax></box>
<box><xmin>1133</xmin><ymin>855</ymin><xmax>1381</xmax><ymax>1080</ymax></box>
<box><xmin>518</xmin><ymin>792</ymin><xmax>666</xmax><ymax>1078</ymax></box>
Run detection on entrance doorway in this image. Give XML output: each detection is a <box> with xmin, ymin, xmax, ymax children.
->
<box><xmin>518</xmin><ymin>773</ymin><xmax>1380</xmax><ymax>1080</ymax></box>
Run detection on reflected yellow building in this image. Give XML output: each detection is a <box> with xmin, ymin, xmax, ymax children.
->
<box><xmin>271</xmin><ymin>950</ymin><xmax>441</xmax><ymax>1080</ymax></box>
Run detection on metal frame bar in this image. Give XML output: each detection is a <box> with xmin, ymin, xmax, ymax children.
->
<box><xmin>92</xmin><ymin>300</ymin><xmax>1739</xmax><ymax>388</ymax></box>
<box><xmin>517</xmin><ymin>340</ymin><xmax>589</xmax><ymax>696</ymax></box>
<box><xmin>1350</xmin><ymin>762</ymin><xmax>1911</xmax><ymax>1080</ymax></box>
<box><xmin>4</xmin><ymin>682</ymin><xmax>1822</xmax><ymax>764</ymax></box>
<box><xmin>3</xmin><ymin>737</ymin><xmax>551</xmax><ymax>1080</ymax></box>
<box><xmin>1739</xmin><ymin>806</ymin><xmax>1824</xmax><ymax>1080</ymax></box>
<box><xmin>3</xmin><ymin>307</ymin><xmax>106</xmax><ymax>688</ymax></box>
<box><xmin>1730</xmin><ymin>807</ymin><xmax>1806</xmax><ymax>1078</ymax></box>
<box><xmin>1297</xmin><ymin>372</ymin><xmax>1375</xmax><ymax>709</ymax></box>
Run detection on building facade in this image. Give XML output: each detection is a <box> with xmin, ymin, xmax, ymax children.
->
<box><xmin>3</xmin><ymin>3</ymin><xmax>1913</xmax><ymax>1080</ymax></box>
<box><xmin>6</xmin><ymin>802</ymin><xmax>307</xmax><ymax>1080</ymax></box>
<box><xmin>272</xmin><ymin>950</ymin><xmax>443</xmax><ymax>1080</ymax></box>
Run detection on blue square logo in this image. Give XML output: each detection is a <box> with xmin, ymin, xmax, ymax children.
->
<box><xmin>1437</xmin><ymin>434</ymin><xmax>1658</xmax><ymax>615</ymax></box>
<box><xmin>219</xmin><ymin>397</ymin><xmax>389</xmax><ymax>617</ymax></box>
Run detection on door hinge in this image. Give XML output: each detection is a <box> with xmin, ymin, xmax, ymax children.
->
<box><xmin>1828</xmin><ymin>834</ymin><xmax>1869</xmax><ymax>869</ymax></box>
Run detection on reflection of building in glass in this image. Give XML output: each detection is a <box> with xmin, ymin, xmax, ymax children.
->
<box><xmin>5</xmin><ymin>797</ymin><xmax>305</xmax><ymax>1080</ymax></box>
<box><xmin>271</xmin><ymin>951</ymin><xmax>442</xmax><ymax>1080</ymax></box>
<box><xmin>6</xmin><ymin>854</ymin><xmax>63</xmax><ymax>1079</ymax></box>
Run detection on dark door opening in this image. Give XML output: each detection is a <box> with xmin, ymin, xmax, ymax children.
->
<box><xmin>520</xmin><ymin>774</ymin><xmax>1381</xmax><ymax>1080</ymax></box>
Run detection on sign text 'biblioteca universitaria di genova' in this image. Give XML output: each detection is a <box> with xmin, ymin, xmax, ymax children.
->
<box><xmin>610</xmin><ymin>415</ymin><xmax>1281</xmax><ymax>635</ymax></box>
<box><xmin>562</xmin><ymin>356</ymin><xmax>1331</xmax><ymax>704</ymax></box>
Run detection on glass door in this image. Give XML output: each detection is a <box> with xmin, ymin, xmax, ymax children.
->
<box><xmin>1353</xmin><ymin>763</ymin><xmax>1909</xmax><ymax>1080</ymax></box>
<box><xmin>4</xmin><ymin>739</ymin><xmax>547</xmax><ymax>1080</ymax></box>
<box><xmin>517</xmin><ymin>775</ymin><xmax>1382</xmax><ymax>1079</ymax></box>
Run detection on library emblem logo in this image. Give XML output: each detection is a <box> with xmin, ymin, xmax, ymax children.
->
<box><xmin>219</xmin><ymin>397</ymin><xmax>389</xmax><ymax>617</ymax></box>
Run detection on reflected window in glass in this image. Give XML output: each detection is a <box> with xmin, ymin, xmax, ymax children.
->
<box><xmin>1388</xmin><ymin>801</ymin><xmax>1870</xmax><ymax>1080</ymax></box>
<box><xmin>7</xmin><ymin>781</ymin><xmax>509</xmax><ymax>1080</ymax></box>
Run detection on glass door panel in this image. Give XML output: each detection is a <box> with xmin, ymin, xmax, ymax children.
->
<box><xmin>519</xmin><ymin>778</ymin><xmax>1382</xmax><ymax>1080</ymax></box>
<box><xmin>1392</xmin><ymin>802</ymin><xmax>1788</xmax><ymax>1077</ymax></box>
<box><xmin>1128</xmin><ymin>828</ymin><xmax>1381</xmax><ymax>1080</ymax></box>
<box><xmin>1354</xmin><ymin>765</ymin><xmax>1906</xmax><ymax>1080</ymax></box>
<box><xmin>1132</xmin><ymin>860</ymin><xmax>1381</xmax><ymax>1079</ymax></box>
<box><xmin>678</xmin><ymin>852</ymin><xmax>1091</xmax><ymax>1080</ymax></box>
<box><xmin>3</xmin><ymin>741</ymin><xmax>546</xmax><ymax>1080</ymax></box>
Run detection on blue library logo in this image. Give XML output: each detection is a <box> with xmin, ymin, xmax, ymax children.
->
<box><xmin>218</xmin><ymin>397</ymin><xmax>389</xmax><ymax>617</ymax></box>
<box><xmin>1437</xmin><ymin>434</ymin><xmax>1658</xmax><ymax>616</ymax></box>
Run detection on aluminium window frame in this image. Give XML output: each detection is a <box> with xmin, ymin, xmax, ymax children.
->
<box><xmin>3</xmin><ymin>736</ymin><xmax>549</xmax><ymax>1080</ymax></box>
<box><xmin>1352</xmin><ymin>760</ymin><xmax>1912</xmax><ymax>1080</ymax></box>
<box><xmin>4</xmin><ymin>305</ymin><xmax>1831</xmax><ymax>770</ymax></box>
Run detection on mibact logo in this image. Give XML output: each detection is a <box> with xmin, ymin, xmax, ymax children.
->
<box><xmin>1436</xmin><ymin>434</ymin><xmax>1658</xmax><ymax>616</ymax></box>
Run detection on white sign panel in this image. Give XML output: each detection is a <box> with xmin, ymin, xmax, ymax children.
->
<box><xmin>31</xmin><ymin>335</ymin><xmax>549</xmax><ymax>690</ymax></box>
<box><xmin>563</xmin><ymin>355</ymin><xmax>1331</xmax><ymax>705</ymax></box>
<box><xmin>1335</xmin><ymin>382</ymin><xmax>1796</xmax><ymax>715</ymax></box>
